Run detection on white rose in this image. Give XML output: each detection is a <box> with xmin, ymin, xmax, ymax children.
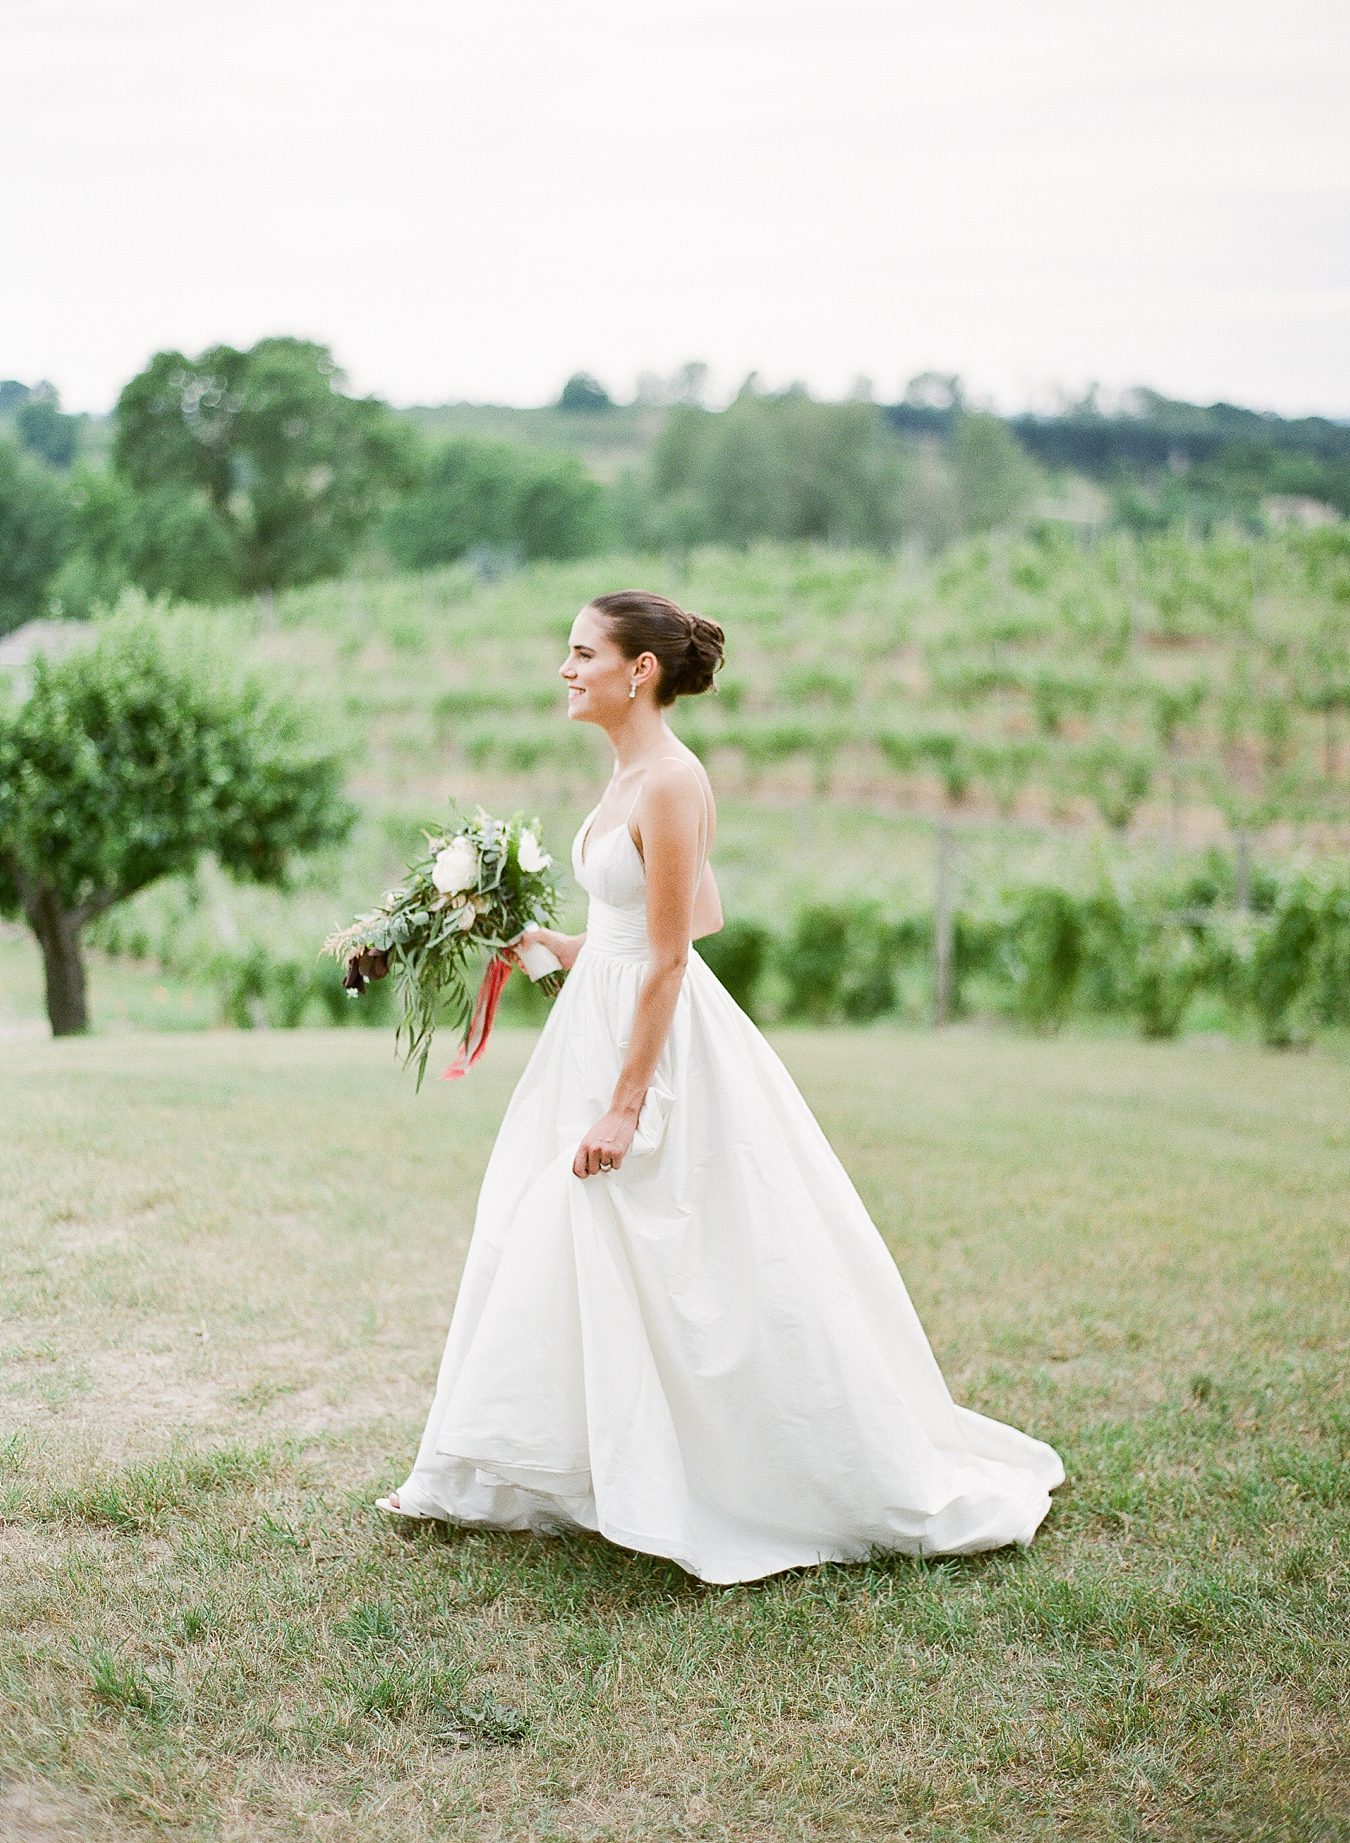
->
<box><xmin>518</xmin><ymin>828</ymin><xmax>552</xmax><ymax>873</ymax></box>
<box><xmin>432</xmin><ymin>837</ymin><xmax>479</xmax><ymax>895</ymax></box>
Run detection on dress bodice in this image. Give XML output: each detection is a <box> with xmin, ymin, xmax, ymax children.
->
<box><xmin>569</xmin><ymin>764</ymin><xmax>711</xmax><ymax>959</ymax></box>
<box><xmin>571</xmin><ymin>800</ymin><xmax>647</xmax><ymax>911</ymax></box>
<box><xmin>571</xmin><ymin>798</ymin><xmax>650</xmax><ymax>958</ymax></box>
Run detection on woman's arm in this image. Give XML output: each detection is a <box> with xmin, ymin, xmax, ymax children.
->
<box><xmin>611</xmin><ymin>767</ymin><xmax>703</xmax><ymax>1115</ymax></box>
<box><xmin>690</xmin><ymin>860</ymin><xmax>723</xmax><ymax>940</ymax></box>
<box><xmin>572</xmin><ymin>765</ymin><xmax>704</xmax><ymax>1177</ymax></box>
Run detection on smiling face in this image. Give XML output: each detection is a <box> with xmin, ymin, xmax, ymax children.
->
<box><xmin>560</xmin><ymin>605</ymin><xmax>648</xmax><ymax>721</ymax></box>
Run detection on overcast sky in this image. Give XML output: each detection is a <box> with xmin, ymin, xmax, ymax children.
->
<box><xmin>5</xmin><ymin>0</ymin><xmax>1348</xmax><ymax>417</ymax></box>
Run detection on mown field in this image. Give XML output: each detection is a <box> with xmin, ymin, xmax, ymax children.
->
<box><xmin>2</xmin><ymin>1025</ymin><xmax>1347</xmax><ymax>1841</ymax></box>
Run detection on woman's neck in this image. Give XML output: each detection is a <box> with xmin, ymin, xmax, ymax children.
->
<box><xmin>606</xmin><ymin>710</ymin><xmax>679</xmax><ymax>778</ymax></box>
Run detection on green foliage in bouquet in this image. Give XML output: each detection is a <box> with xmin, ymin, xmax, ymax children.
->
<box><xmin>322</xmin><ymin>803</ymin><xmax>565</xmax><ymax>1089</ymax></box>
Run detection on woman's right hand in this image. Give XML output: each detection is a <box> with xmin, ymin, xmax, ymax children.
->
<box><xmin>505</xmin><ymin>927</ymin><xmax>583</xmax><ymax>974</ymax></box>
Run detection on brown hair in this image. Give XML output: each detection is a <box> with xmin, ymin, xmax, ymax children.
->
<box><xmin>587</xmin><ymin>590</ymin><xmax>725</xmax><ymax>706</ymax></box>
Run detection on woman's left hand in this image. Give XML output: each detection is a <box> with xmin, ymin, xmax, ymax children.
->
<box><xmin>573</xmin><ymin>1108</ymin><xmax>639</xmax><ymax>1178</ymax></box>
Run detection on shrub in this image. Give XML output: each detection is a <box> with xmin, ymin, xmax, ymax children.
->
<box><xmin>1249</xmin><ymin>867</ymin><xmax>1332</xmax><ymax>1047</ymax></box>
<box><xmin>777</xmin><ymin>902</ymin><xmax>854</xmax><ymax>1022</ymax></box>
<box><xmin>776</xmin><ymin>901</ymin><xmax>903</xmax><ymax>1024</ymax></box>
<box><xmin>695</xmin><ymin>918</ymin><xmax>773</xmax><ymax>1018</ymax></box>
<box><xmin>1127</xmin><ymin>919</ymin><xmax>1201</xmax><ymax>1039</ymax></box>
<box><xmin>1001</xmin><ymin>884</ymin><xmax>1085</xmax><ymax>1032</ymax></box>
<box><xmin>1311</xmin><ymin>875</ymin><xmax>1350</xmax><ymax>1027</ymax></box>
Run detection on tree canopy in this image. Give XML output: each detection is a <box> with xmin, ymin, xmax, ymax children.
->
<box><xmin>383</xmin><ymin>435</ymin><xmax>608</xmax><ymax>569</ymax></box>
<box><xmin>557</xmin><ymin>372</ymin><xmax>613</xmax><ymax>413</ymax></box>
<box><xmin>112</xmin><ymin>338</ymin><xmax>418</xmax><ymax>596</ymax></box>
<box><xmin>0</xmin><ymin>440</ymin><xmax>74</xmax><ymax>635</ymax></box>
<box><xmin>638</xmin><ymin>392</ymin><xmax>910</xmax><ymax>551</ymax></box>
<box><xmin>0</xmin><ymin>597</ymin><xmax>356</xmax><ymax>1033</ymax></box>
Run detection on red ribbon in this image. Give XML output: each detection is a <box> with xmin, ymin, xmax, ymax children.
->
<box><xmin>437</xmin><ymin>953</ymin><xmax>514</xmax><ymax>1081</ymax></box>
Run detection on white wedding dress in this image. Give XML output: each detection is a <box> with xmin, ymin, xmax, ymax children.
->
<box><xmin>390</xmin><ymin>785</ymin><xmax>1065</xmax><ymax>1584</ymax></box>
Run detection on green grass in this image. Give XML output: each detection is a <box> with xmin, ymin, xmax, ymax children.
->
<box><xmin>0</xmin><ymin>922</ymin><xmax>218</xmax><ymax>1039</ymax></box>
<box><xmin>2</xmin><ymin>1025</ymin><xmax>1347</xmax><ymax>1840</ymax></box>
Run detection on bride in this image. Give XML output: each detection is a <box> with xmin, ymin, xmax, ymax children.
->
<box><xmin>377</xmin><ymin>589</ymin><xmax>1065</xmax><ymax>1585</ymax></box>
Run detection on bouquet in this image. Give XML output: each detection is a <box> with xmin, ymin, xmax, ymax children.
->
<box><xmin>321</xmin><ymin>803</ymin><xmax>567</xmax><ymax>1091</ymax></box>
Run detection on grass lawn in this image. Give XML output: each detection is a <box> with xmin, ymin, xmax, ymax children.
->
<box><xmin>1</xmin><ymin>1024</ymin><xmax>1346</xmax><ymax>1841</ymax></box>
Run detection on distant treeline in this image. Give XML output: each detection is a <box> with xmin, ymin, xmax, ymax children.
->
<box><xmin>0</xmin><ymin>348</ymin><xmax>1345</xmax><ymax>636</ymax></box>
<box><xmin>887</xmin><ymin>379</ymin><xmax>1350</xmax><ymax>524</ymax></box>
<box><xmin>887</xmin><ymin>382</ymin><xmax>1350</xmax><ymax>467</ymax></box>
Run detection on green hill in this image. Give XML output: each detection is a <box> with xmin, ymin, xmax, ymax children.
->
<box><xmin>2</xmin><ymin>529</ymin><xmax>1347</xmax><ymax>1042</ymax></box>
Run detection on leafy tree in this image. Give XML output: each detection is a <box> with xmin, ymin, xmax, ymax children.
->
<box><xmin>384</xmin><ymin>436</ymin><xmax>607</xmax><ymax>568</ymax></box>
<box><xmin>384</xmin><ymin>436</ymin><xmax>519</xmax><ymax>568</ymax></box>
<box><xmin>642</xmin><ymin>394</ymin><xmax>907</xmax><ymax>551</ymax></box>
<box><xmin>701</xmin><ymin>395</ymin><xmax>790</xmax><ymax>546</ymax></box>
<box><xmin>692</xmin><ymin>917</ymin><xmax>771</xmax><ymax>1017</ymax></box>
<box><xmin>776</xmin><ymin>396</ymin><xmax>908</xmax><ymax>547</ymax></box>
<box><xmin>0</xmin><ymin>439</ymin><xmax>74</xmax><ymax>635</ymax></box>
<box><xmin>48</xmin><ymin>464</ymin><xmax>240</xmax><ymax>616</ymax></box>
<box><xmin>111</xmin><ymin>338</ymin><xmax>417</xmax><ymax>598</ymax></box>
<box><xmin>0</xmin><ymin>598</ymin><xmax>356</xmax><ymax>1035</ymax></box>
<box><xmin>950</xmin><ymin>411</ymin><xmax>1038</xmax><ymax>534</ymax></box>
<box><xmin>16</xmin><ymin>384</ymin><xmax>82</xmax><ymax>469</ymax></box>
<box><xmin>512</xmin><ymin>450</ymin><xmax>609</xmax><ymax>559</ymax></box>
<box><xmin>557</xmin><ymin>372</ymin><xmax>613</xmax><ymax>413</ymax></box>
<box><xmin>647</xmin><ymin>402</ymin><xmax>709</xmax><ymax>499</ymax></box>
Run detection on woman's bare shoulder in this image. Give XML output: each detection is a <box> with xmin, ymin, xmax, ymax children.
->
<box><xmin>640</xmin><ymin>752</ymin><xmax>714</xmax><ymax>822</ymax></box>
<box><xmin>629</xmin><ymin>751</ymin><xmax>714</xmax><ymax>868</ymax></box>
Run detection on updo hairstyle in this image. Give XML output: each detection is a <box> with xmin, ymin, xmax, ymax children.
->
<box><xmin>587</xmin><ymin>590</ymin><xmax>725</xmax><ymax>706</ymax></box>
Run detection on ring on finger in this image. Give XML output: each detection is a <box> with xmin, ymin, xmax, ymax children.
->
<box><xmin>599</xmin><ymin>1160</ymin><xmax>613</xmax><ymax>1171</ymax></box>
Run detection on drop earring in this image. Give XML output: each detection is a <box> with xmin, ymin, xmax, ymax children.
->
<box><xmin>628</xmin><ymin>680</ymin><xmax>638</xmax><ymax>699</ymax></box>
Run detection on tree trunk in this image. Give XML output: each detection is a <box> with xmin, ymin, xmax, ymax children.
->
<box><xmin>21</xmin><ymin>876</ymin><xmax>90</xmax><ymax>1035</ymax></box>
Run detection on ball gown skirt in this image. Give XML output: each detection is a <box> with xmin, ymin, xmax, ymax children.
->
<box><xmin>390</xmin><ymin>804</ymin><xmax>1066</xmax><ymax>1585</ymax></box>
